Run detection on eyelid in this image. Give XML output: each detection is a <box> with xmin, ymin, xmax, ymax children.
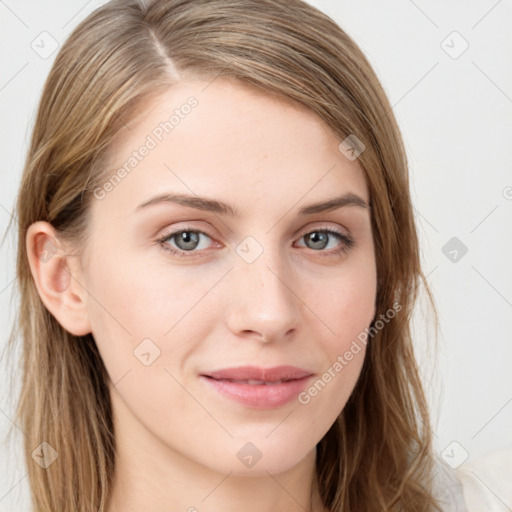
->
<box><xmin>158</xmin><ymin>222</ymin><xmax>217</xmax><ymax>241</ymax></box>
<box><xmin>296</xmin><ymin>222</ymin><xmax>350</xmax><ymax>238</ymax></box>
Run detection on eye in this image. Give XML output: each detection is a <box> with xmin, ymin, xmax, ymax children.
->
<box><xmin>294</xmin><ymin>228</ymin><xmax>354</xmax><ymax>257</ymax></box>
<box><xmin>157</xmin><ymin>228</ymin><xmax>215</xmax><ymax>259</ymax></box>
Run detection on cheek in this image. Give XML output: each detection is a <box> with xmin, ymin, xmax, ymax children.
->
<box><xmin>297</xmin><ymin>275</ymin><xmax>374</xmax><ymax>427</ymax></box>
<box><xmin>308</xmin><ymin>260</ymin><xmax>377</xmax><ymax>349</ymax></box>
<box><xmin>83</xmin><ymin>248</ymin><xmax>218</xmax><ymax>380</ymax></box>
<box><xmin>299</xmin><ymin>260</ymin><xmax>376</xmax><ymax>399</ymax></box>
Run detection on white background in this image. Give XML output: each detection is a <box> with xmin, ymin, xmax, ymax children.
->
<box><xmin>1</xmin><ymin>1</ymin><xmax>511</xmax><ymax>510</ymax></box>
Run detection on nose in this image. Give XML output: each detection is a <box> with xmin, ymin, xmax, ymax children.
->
<box><xmin>225</xmin><ymin>244</ymin><xmax>301</xmax><ymax>344</ymax></box>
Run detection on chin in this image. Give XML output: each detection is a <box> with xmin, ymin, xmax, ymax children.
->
<box><xmin>202</xmin><ymin>438</ymin><xmax>315</xmax><ymax>477</ymax></box>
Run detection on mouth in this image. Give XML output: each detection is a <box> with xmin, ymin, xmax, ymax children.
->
<box><xmin>199</xmin><ymin>366</ymin><xmax>314</xmax><ymax>409</ymax></box>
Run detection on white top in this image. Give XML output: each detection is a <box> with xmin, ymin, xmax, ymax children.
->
<box><xmin>433</xmin><ymin>447</ymin><xmax>512</xmax><ymax>511</ymax></box>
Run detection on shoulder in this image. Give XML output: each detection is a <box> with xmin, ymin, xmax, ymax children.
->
<box><xmin>432</xmin><ymin>446</ymin><xmax>512</xmax><ymax>512</ymax></box>
<box><xmin>455</xmin><ymin>446</ymin><xmax>512</xmax><ymax>512</ymax></box>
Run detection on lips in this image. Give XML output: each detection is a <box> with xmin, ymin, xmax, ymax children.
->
<box><xmin>201</xmin><ymin>365</ymin><xmax>313</xmax><ymax>383</ymax></box>
<box><xmin>199</xmin><ymin>365</ymin><xmax>314</xmax><ymax>408</ymax></box>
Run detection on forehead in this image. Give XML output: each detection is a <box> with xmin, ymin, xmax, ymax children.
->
<box><xmin>94</xmin><ymin>77</ymin><xmax>369</xmax><ymax>217</ymax></box>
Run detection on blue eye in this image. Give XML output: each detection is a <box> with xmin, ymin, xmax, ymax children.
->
<box><xmin>156</xmin><ymin>227</ymin><xmax>354</xmax><ymax>260</ymax></box>
<box><xmin>157</xmin><ymin>229</ymin><xmax>213</xmax><ymax>259</ymax></box>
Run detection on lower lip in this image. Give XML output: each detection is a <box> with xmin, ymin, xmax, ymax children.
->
<box><xmin>200</xmin><ymin>375</ymin><xmax>313</xmax><ymax>409</ymax></box>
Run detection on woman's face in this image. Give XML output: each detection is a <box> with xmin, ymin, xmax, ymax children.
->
<box><xmin>78</xmin><ymin>77</ymin><xmax>377</xmax><ymax>475</ymax></box>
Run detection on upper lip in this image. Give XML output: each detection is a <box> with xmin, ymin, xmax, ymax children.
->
<box><xmin>201</xmin><ymin>365</ymin><xmax>313</xmax><ymax>382</ymax></box>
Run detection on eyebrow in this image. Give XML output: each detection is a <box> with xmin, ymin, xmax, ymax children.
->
<box><xmin>135</xmin><ymin>192</ymin><xmax>370</xmax><ymax>216</ymax></box>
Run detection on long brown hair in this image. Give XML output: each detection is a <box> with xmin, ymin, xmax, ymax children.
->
<box><xmin>4</xmin><ymin>0</ymin><xmax>441</xmax><ymax>510</ymax></box>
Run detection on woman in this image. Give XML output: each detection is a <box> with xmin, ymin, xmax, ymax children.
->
<box><xmin>5</xmin><ymin>0</ymin><xmax>469</xmax><ymax>510</ymax></box>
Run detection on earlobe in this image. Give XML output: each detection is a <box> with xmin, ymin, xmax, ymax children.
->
<box><xmin>26</xmin><ymin>221</ymin><xmax>92</xmax><ymax>336</ymax></box>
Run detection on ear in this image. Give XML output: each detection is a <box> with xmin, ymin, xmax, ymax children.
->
<box><xmin>26</xmin><ymin>221</ymin><xmax>92</xmax><ymax>336</ymax></box>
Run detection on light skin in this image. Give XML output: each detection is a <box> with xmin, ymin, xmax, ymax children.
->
<box><xmin>27</xmin><ymin>77</ymin><xmax>377</xmax><ymax>512</ymax></box>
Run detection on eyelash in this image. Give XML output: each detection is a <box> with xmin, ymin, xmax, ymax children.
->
<box><xmin>156</xmin><ymin>226</ymin><xmax>355</xmax><ymax>261</ymax></box>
